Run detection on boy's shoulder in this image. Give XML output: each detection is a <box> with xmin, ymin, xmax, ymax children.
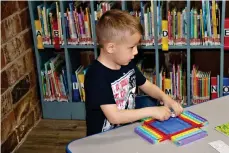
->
<box><xmin>85</xmin><ymin>60</ymin><xmax>108</xmax><ymax>81</ymax></box>
<box><xmin>86</xmin><ymin>60</ymin><xmax>138</xmax><ymax>79</ymax></box>
<box><xmin>87</xmin><ymin>60</ymin><xmax>135</xmax><ymax>73</ymax></box>
<box><xmin>86</xmin><ymin>60</ymin><xmax>104</xmax><ymax>75</ymax></box>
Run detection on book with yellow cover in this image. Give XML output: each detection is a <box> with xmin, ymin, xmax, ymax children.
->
<box><xmin>215</xmin><ymin>122</ymin><xmax>229</xmax><ymax>137</ymax></box>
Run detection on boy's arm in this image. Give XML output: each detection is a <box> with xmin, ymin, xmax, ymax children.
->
<box><xmin>101</xmin><ymin>104</ymin><xmax>171</xmax><ymax>124</ymax></box>
<box><xmin>139</xmin><ymin>80</ymin><xmax>183</xmax><ymax>116</ymax></box>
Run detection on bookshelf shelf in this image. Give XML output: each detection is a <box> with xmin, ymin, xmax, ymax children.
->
<box><xmin>138</xmin><ymin>46</ymin><xmax>155</xmax><ymax>49</ymax></box>
<box><xmin>43</xmin><ymin>45</ymin><xmax>65</xmax><ymax>48</ymax></box>
<box><xmin>190</xmin><ymin>46</ymin><xmax>222</xmax><ymax>49</ymax></box>
<box><xmin>66</xmin><ymin>45</ymin><xmax>95</xmax><ymax>49</ymax></box>
<box><xmin>158</xmin><ymin>46</ymin><xmax>188</xmax><ymax>49</ymax></box>
<box><xmin>28</xmin><ymin>0</ymin><xmax>226</xmax><ymax>120</ymax></box>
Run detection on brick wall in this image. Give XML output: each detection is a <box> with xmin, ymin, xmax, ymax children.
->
<box><xmin>1</xmin><ymin>1</ymin><xmax>41</xmax><ymax>153</ymax></box>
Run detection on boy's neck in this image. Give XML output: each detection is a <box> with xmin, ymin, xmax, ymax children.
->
<box><xmin>97</xmin><ymin>50</ymin><xmax>121</xmax><ymax>70</ymax></box>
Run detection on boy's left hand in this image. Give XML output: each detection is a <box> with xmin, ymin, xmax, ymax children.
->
<box><xmin>161</xmin><ymin>96</ymin><xmax>183</xmax><ymax>117</ymax></box>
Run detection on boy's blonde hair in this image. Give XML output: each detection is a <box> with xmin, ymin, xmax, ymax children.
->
<box><xmin>96</xmin><ymin>9</ymin><xmax>143</xmax><ymax>47</ymax></box>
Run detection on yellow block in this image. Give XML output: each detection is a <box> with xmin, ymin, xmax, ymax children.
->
<box><xmin>171</xmin><ymin>128</ymin><xmax>199</xmax><ymax>141</ymax></box>
<box><xmin>143</xmin><ymin>125</ymin><xmax>162</xmax><ymax>139</ymax></box>
<box><xmin>180</xmin><ymin>114</ymin><xmax>200</xmax><ymax>125</ymax></box>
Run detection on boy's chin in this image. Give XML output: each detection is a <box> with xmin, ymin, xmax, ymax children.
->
<box><xmin>122</xmin><ymin>61</ymin><xmax>131</xmax><ymax>66</ymax></box>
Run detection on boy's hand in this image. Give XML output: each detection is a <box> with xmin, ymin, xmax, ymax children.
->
<box><xmin>161</xmin><ymin>95</ymin><xmax>183</xmax><ymax>117</ymax></box>
<box><xmin>169</xmin><ymin>101</ymin><xmax>183</xmax><ymax>116</ymax></box>
<box><xmin>151</xmin><ymin>106</ymin><xmax>171</xmax><ymax>121</ymax></box>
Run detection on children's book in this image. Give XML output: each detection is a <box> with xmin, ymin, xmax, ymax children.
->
<box><xmin>215</xmin><ymin>122</ymin><xmax>229</xmax><ymax>137</ymax></box>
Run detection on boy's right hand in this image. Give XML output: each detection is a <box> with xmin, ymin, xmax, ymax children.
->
<box><xmin>151</xmin><ymin>106</ymin><xmax>171</xmax><ymax>121</ymax></box>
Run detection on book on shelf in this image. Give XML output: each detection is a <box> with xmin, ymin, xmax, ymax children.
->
<box><xmin>223</xmin><ymin>77</ymin><xmax>229</xmax><ymax>96</ymax></box>
<box><xmin>159</xmin><ymin>64</ymin><xmax>187</xmax><ymax>106</ymax></box>
<box><xmin>191</xmin><ymin>65</ymin><xmax>211</xmax><ymax>104</ymax></box>
<box><xmin>153</xmin><ymin>1</ymin><xmax>188</xmax><ymax>46</ymax></box>
<box><xmin>72</xmin><ymin>73</ymin><xmax>81</xmax><ymax>102</ymax></box>
<box><xmin>225</xmin><ymin>18</ymin><xmax>229</xmax><ymax>50</ymax></box>
<box><xmin>191</xmin><ymin>65</ymin><xmax>229</xmax><ymax>103</ymax></box>
<box><xmin>190</xmin><ymin>0</ymin><xmax>221</xmax><ymax>46</ymax></box>
<box><xmin>65</xmin><ymin>1</ymin><xmax>93</xmax><ymax>45</ymax></box>
<box><xmin>34</xmin><ymin>0</ymin><xmax>223</xmax><ymax>48</ymax></box>
<box><xmin>73</xmin><ymin>65</ymin><xmax>89</xmax><ymax>102</ymax></box>
<box><xmin>211</xmin><ymin>76</ymin><xmax>219</xmax><ymax>99</ymax></box>
<box><xmin>41</xmin><ymin>54</ymin><xmax>69</xmax><ymax>102</ymax></box>
<box><xmin>36</xmin><ymin>2</ymin><xmax>64</xmax><ymax>46</ymax></box>
<box><xmin>35</xmin><ymin>20</ymin><xmax>44</xmax><ymax>49</ymax></box>
<box><xmin>129</xmin><ymin>1</ymin><xmax>154</xmax><ymax>46</ymax></box>
<box><xmin>136</xmin><ymin>55</ymin><xmax>187</xmax><ymax>106</ymax></box>
<box><xmin>72</xmin><ymin>51</ymin><xmax>95</xmax><ymax>102</ymax></box>
<box><xmin>94</xmin><ymin>1</ymin><xmax>119</xmax><ymax>21</ymax></box>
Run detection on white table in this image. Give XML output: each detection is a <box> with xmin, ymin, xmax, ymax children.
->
<box><xmin>66</xmin><ymin>96</ymin><xmax>229</xmax><ymax>153</ymax></box>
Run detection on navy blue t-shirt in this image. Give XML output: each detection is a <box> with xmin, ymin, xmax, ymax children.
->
<box><xmin>85</xmin><ymin>60</ymin><xmax>146</xmax><ymax>136</ymax></box>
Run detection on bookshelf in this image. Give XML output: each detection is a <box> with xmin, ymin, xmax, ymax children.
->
<box><xmin>28</xmin><ymin>1</ymin><xmax>226</xmax><ymax>120</ymax></box>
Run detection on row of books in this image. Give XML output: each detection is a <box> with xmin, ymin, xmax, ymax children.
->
<box><xmin>35</xmin><ymin>1</ymin><xmax>223</xmax><ymax>48</ymax></box>
<box><xmin>130</xmin><ymin>1</ymin><xmax>155</xmax><ymax>46</ymax></box>
<box><xmin>191</xmin><ymin>65</ymin><xmax>211</xmax><ymax>104</ymax></box>
<box><xmin>65</xmin><ymin>2</ymin><xmax>93</xmax><ymax>45</ymax></box>
<box><xmin>153</xmin><ymin>1</ymin><xmax>188</xmax><ymax>46</ymax></box>
<box><xmin>41</xmin><ymin>55</ymin><xmax>228</xmax><ymax>103</ymax></box>
<box><xmin>191</xmin><ymin>65</ymin><xmax>229</xmax><ymax>104</ymax></box>
<box><xmin>72</xmin><ymin>51</ymin><xmax>94</xmax><ymax>102</ymax></box>
<box><xmin>137</xmin><ymin>60</ymin><xmax>188</xmax><ymax>106</ymax></box>
<box><xmin>36</xmin><ymin>2</ymin><xmax>64</xmax><ymax>46</ymax></box>
<box><xmin>72</xmin><ymin>65</ymin><xmax>86</xmax><ymax>102</ymax></box>
<box><xmin>132</xmin><ymin>0</ymin><xmax>221</xmax><ymax>46</ymax></box>
<box><xmin>95</xmin><ymin>2</ymin><xmax>117</xmax><ymax>21</ymax></box>
<box><xmin>189</xmin><ymin>0</ymin><xmax>221</xmax><ymax>46</ymax></box>
<box><xmin>137</xmin><ymin>59</ymin><xmax>229</xmax><ymax>106</ymax></box>
<box><xmin>160</xmin><ymin>65</ymin><xmax>187</xmax><ymax>106</ymax></box>
<box><xmin>41</xmin><ymin>54</ymin><xmax>69</xmax><ymax>102</ymax></box>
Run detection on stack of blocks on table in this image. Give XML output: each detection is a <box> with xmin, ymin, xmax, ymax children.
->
<box><xmin>135</xmin><ymin>111</ymin><xmax>209</xmax><ymax>146</ymax></box>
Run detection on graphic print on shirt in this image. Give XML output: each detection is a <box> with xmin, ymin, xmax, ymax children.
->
<box><xmin>102</xmin><ymin>69</ymin><xmax>136</xmax><ymax>132</ymax></box>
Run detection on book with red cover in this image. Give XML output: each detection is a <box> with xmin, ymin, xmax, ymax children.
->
<box><xmin>211</xmin><ymin>77</ymin><xmax>218</xmax><ymax>99</ymax></box>
<box><xmin>224</xmin><ymin>18</ymin><xmax>229</xmax><ymax>50</ymax></box>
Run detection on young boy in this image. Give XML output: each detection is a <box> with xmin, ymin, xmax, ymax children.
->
<box><xmin>85</xmin><ymin>9</ymin><xmax>183</xmax><ymax>136</ymax></box>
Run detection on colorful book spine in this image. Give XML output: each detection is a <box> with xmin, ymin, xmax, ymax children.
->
<box><xmin>211</xmin><ymin>77</ymin><xmax>218</xmax><ymax>99</ymax></box>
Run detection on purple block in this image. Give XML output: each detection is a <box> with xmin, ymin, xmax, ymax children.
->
<box><xmin>175</xmin><ymin>131</ymin><xmax>208</xmax><ymax>146</ymax></box>
<box><xmin>134</xmin><ymin>128</ymin><xmax>156</xmax><ymax>144</ymax></box>
<box><xmin>185</xmin><ymin>111</ymin><xmax>208</xmax><ymax>123</ymax></box>
<box><xmin>135</xmin><ymin>128</ymin><xmax>155</xmax><ymax>144</ymax></box>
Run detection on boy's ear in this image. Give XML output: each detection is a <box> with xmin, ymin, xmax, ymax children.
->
<box><xmin>105</xmin><ymin>43</ymin><xmax>115</xmax><ymax>54</ymax></box>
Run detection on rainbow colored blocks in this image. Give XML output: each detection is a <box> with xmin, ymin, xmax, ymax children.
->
<box><xmin>135</xmin><ymin>111</ymin><xmax>208</xmax><ymax>146</ymax></box>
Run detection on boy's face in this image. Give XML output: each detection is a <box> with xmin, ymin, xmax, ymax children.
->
<box><xmin>111</xmin><ymin>32</ymin><xmax>141</xmax><ymax>66</ymax></box>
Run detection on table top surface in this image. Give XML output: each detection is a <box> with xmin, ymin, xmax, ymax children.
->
<box><xmin>67</xmin><ymin>96</ymin><xmax>229</xmax><ymax>153</ymax></box>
